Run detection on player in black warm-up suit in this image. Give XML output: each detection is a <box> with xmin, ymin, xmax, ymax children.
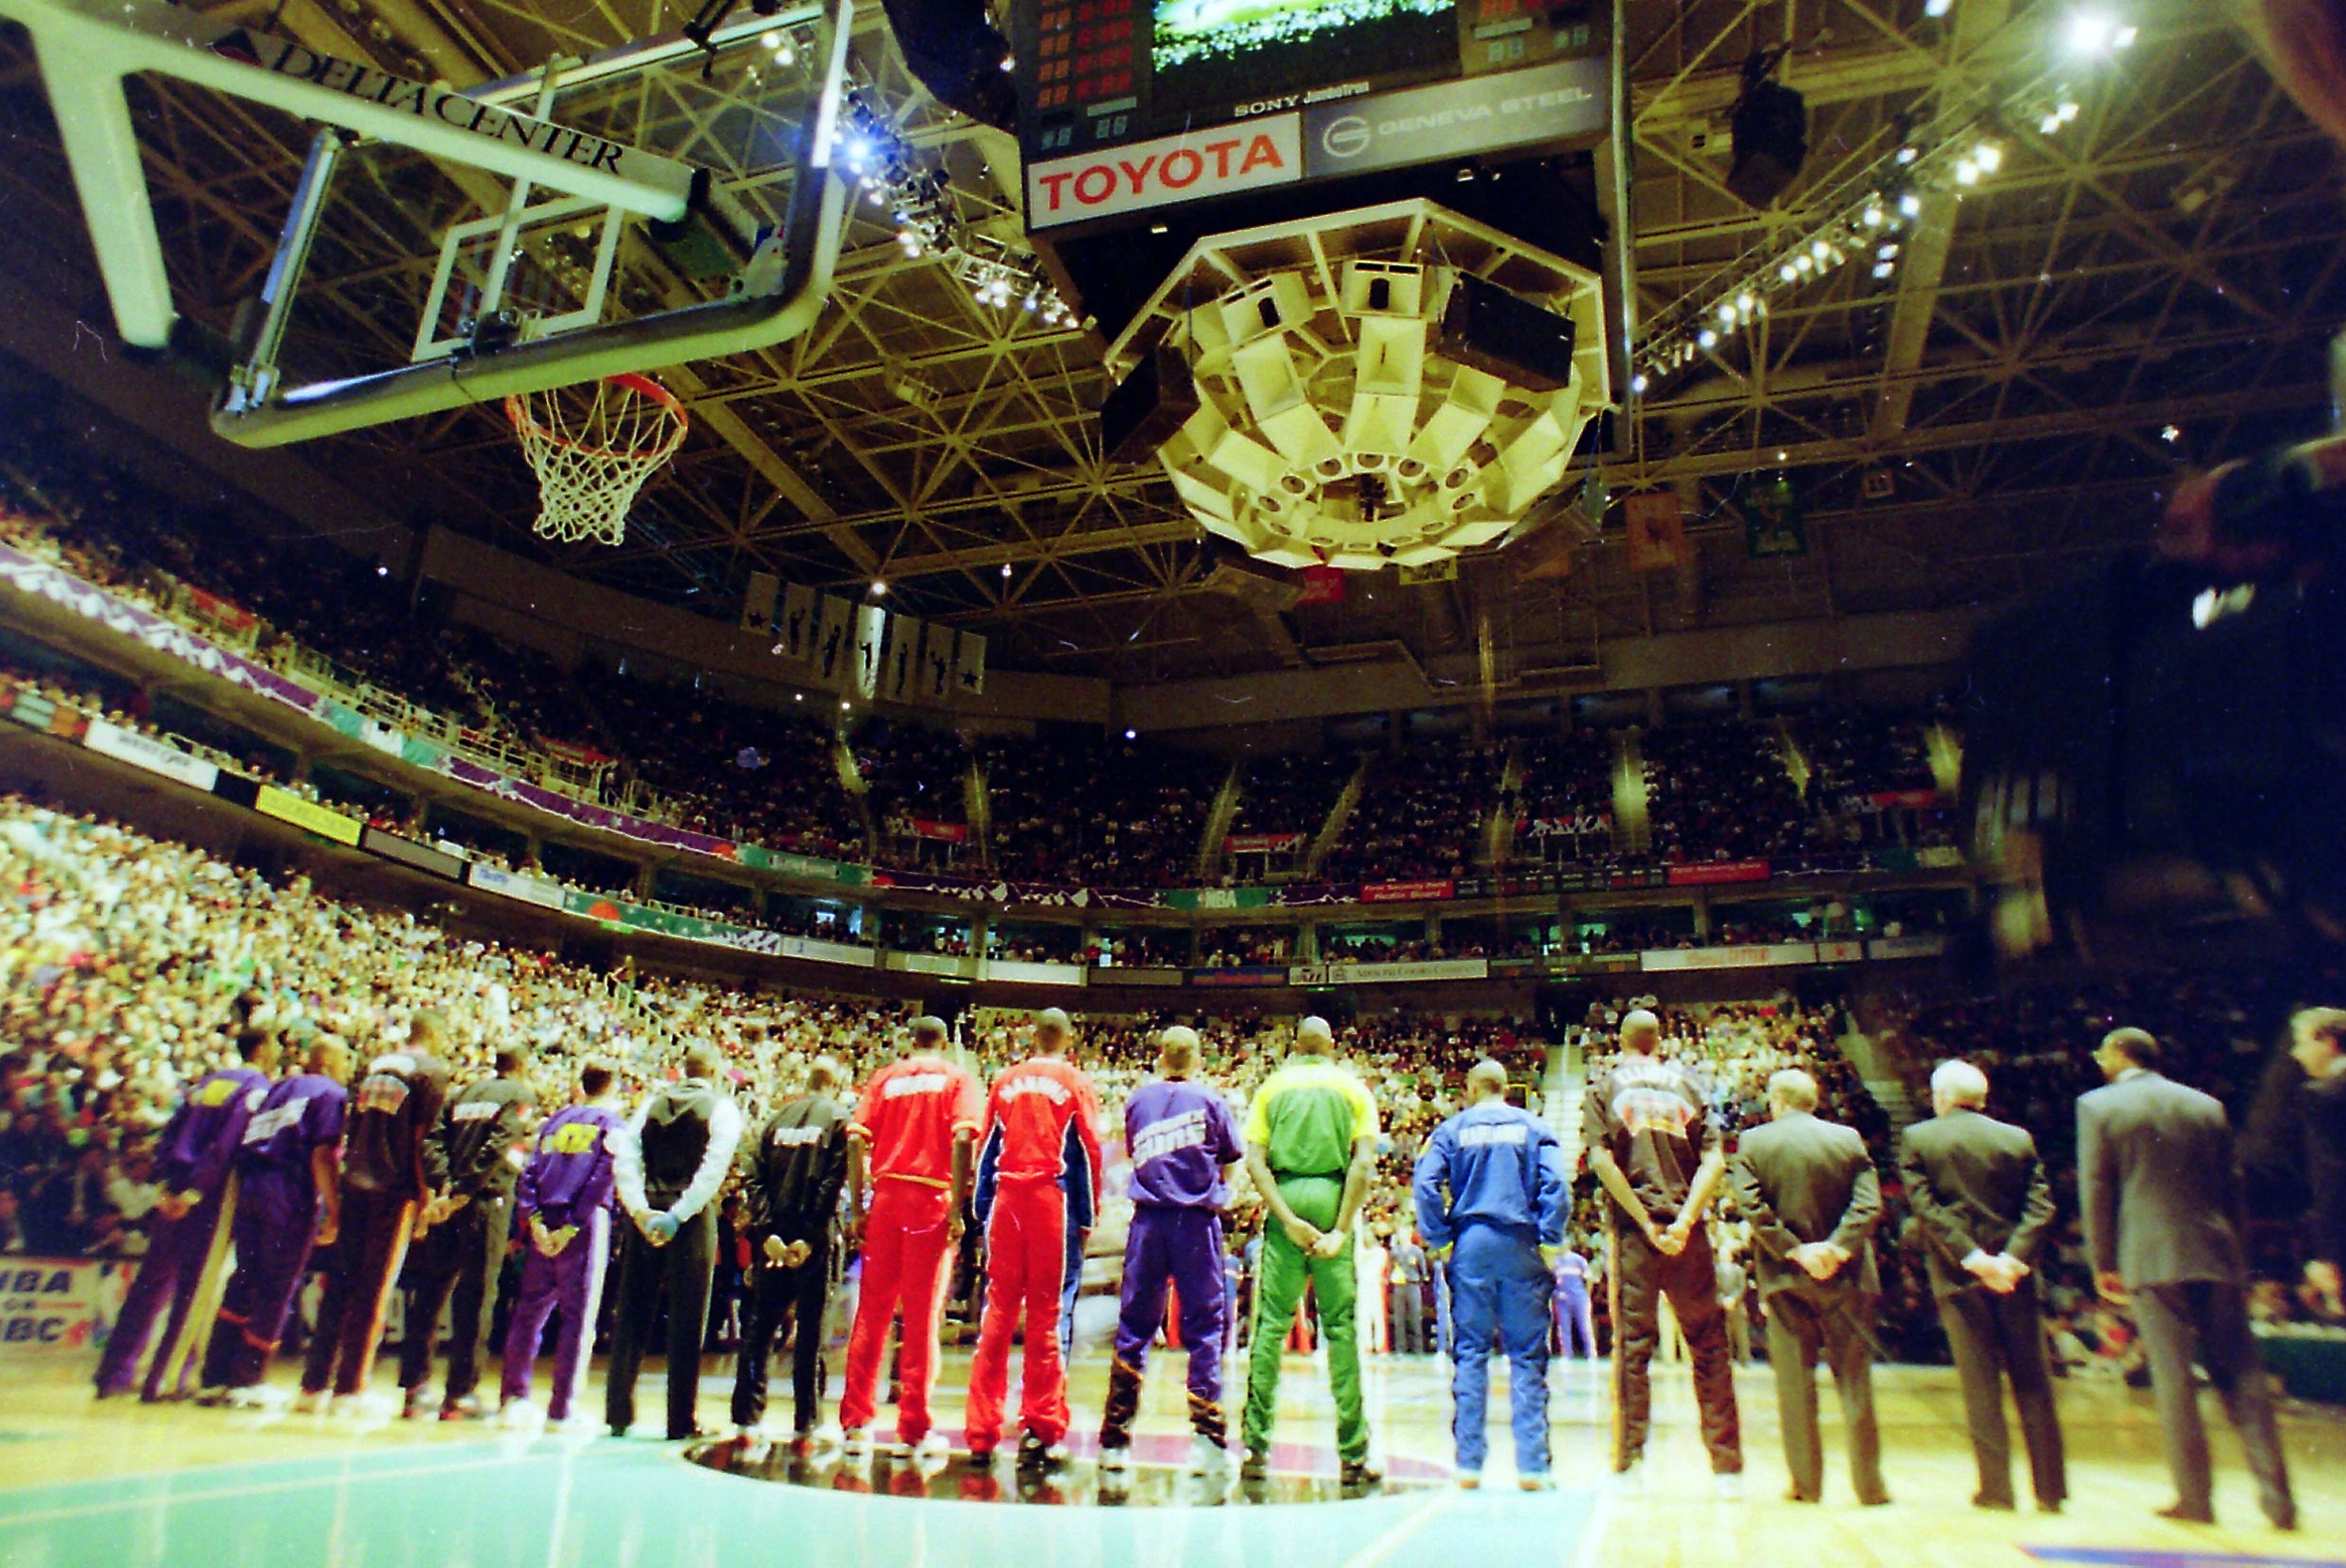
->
<box><xmin>1897</xmin><ymin>1058</ymin><xmax>2065</xmax><ymax>1515</ymax></box>
<box><xmin>730</xmin><ymin>1056</ymin><xmax>851</xmax><ymax>1440</ymax></box>
<box><xmin>606</xmin><ymin>1043</ymin><xmax>744</xmax><ymax>1439</ymax></box>
<box><xmin>398</xmin><ymin>1046</ymin><xmax>535</xmax><ymax>1421</ymax></box>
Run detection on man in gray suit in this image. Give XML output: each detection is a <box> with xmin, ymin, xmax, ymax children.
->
<box><xmin>1897</xmin><ymin>1059</ymin><xmax>2065</xmax><ymax>1514</ymax></box>
<box><xmin>2079</xmin><ymin>1028</ymin><xmax>2294</xmax><ymax>1530</ymax></box>
<box><xmin>1728</xmin><ymin>1069</ymin><xmax>1889</xmax><ymax>1506</ymax></box>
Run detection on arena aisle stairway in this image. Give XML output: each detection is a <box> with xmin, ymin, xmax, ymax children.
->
<box><xmin>1612</xmin><ymin>731</ymin><xmax>1651</xmax><ymax>856</ymax></box>
<box><xmin>1194</xmin><ymin>758</ymin><xmax>1243</xmax><ymax>881</ymax></box>
<box><xmin>1303</xmin><ymin>755</ymin><xmax>1371</xmax><ymax>879</ymax></box>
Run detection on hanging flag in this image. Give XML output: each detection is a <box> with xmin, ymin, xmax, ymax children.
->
<box><xmin>778</xmin><ymin>582</ymin><xmax>819</xmax><ymax>662</ymax></box>
<box><xmin>922</xmin><ymin>622</ymin><xmax>954</xmax><ymax>702</ymax></box>
<box><xmin>1397</xmin><ymin>558</ymin><xmax>1458</xmax><ymax>586</ymax></box>
<box><xmin>739</xmin><ymin>571</ymin><xmax>780</xmax><ymax>635</ymax></box>
<box><xmin>952</xmin><ymin>630</ymin><xmax>987</xmax><ymax>699</ymax></box>
<box><xmin>1741</xmin><ymin>475</ymin><xmax>1807</xmax><ymax>558</ymax></box>
<box><xmin>1624</xmin><ymin>492</ymin><xmax>1684</xmax><ymax>571</ymax></box>
<box><xmin>1297</xmin><ymin>565</ymin><xmax>1347</xmax><ymax>605</ymax></box>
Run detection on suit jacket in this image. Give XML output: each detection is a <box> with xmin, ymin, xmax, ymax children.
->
<box><xmin>1897</xmin><ymin>1108</ymin><xmax>2056</xmax><ymax>1299</ymax></box>
<box><xmin>1728</xmin><ymin>1111</ymin><xmax>1882</xmax><ymax>1298</ymax></box>
<box><xmin>2306</xmin><ymin>1073</ymin><xmax>2346</xmax><ymax>1270</ymax></box>
<box><xmin>2077</xmin><ymin>1070</ymin><xmax>2247</xmax><ymax>1288</ymax></box>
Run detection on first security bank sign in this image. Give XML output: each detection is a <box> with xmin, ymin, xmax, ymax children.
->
<box><xmin>1027</xmin><ymin>56</ymin><xmax>1607</xmax><ymax>231</ymax></box>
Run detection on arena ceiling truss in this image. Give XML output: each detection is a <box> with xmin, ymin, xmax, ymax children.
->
<box><xmin>0</xmin><ymin>0</ymin><xmax>2339</xmax><ymax>687</ymax></box>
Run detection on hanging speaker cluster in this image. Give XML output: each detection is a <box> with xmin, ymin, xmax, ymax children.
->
<box><xmin>1096</xmin><ymin>200</ymin><xmax>1608</xmax><ymax>571</ymax></box>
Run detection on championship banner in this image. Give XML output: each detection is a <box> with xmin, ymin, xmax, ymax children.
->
<box><xmin>852</xmin><ymin>602</ymin><xmax>889</xmax><ymax>700</ymax></box>
<box><xmin>886</xmin><ymin>616</ymin><xmax>922</xmax><ymax>702</ymax></box>
<box><xmin>83</xmin><ymin>718</ymin><xmax>219</xmax><ymax>791</ymax></box>
<box><xmin>1224</xmin><ymin>832</ymin><xmax>1304</xmax><ymax>855</ymax></box>
<box><xmin>1623</xmin><ymin>492</ymin><xmax>1684</xmax><ymax>571</ymax></box>
<box><xmin>1640</xmin><ymin>943</ymin><xmax>1819</xmax><ymax>972</ymax></box>
<box><xmin>1360</xmin><ymin>879</ymin><xmax>1455</xmax><ymax>903</ymax></box>
<box><xmin>0</xmin><ymin>1257</ymin><xmax>127</xmax><ymax>1354</ymax></box>
<box><xmin>739</xmin><ymin>571</ymin><xmax>780</xmax><ymax>634</ymax></box>
<box><xmin>253</xmin><ymin>785</ymin><xmax>362</xmax><ymax>845</ymax></box>
<box><xmin>777</xmin><ymin>582</ymin><xmax>820</xmax><ymax>663</ymax></box>
<box><xmin>1740</xmin><ymin>474</ymin><xmax>1807</xmax><ymax>558</ymax></box>
<box><xmin>1665</xmin><ymin>859</ymin><xmax>1771</xmax><ymax>887</ymax></box>
<box><xmin>951</xmin><ymin>629</ymin><xmax>987</xmax><ymax>699</ymax></box>
<box><xmin>815</xmin><ymin>595</ymin><xmax>855</xmax><ymax>687</ymax></box>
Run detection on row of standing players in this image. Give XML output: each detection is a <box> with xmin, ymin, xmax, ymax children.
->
<box><xmin>84</xmin><ymin>1002</ymin><xmax>2306</xmax><ymax>1519</ymax></box>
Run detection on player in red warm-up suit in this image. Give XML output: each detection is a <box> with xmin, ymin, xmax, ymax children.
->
<box><xmin>830</xmin><ymin>1016</ymin><xmax>982</xmax><ymax>1461</ymax></box>
<box><xmin>964</xmin><ymin>1008</ymin><xmax>1104</xmax><ymax>1468</ymax></box>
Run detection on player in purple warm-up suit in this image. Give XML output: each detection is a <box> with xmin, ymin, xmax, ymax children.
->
<box><xmin>1096</xmin><ymin>1027</ymin><xmax>1244</xmax><ymax>1479</ymax></box>
<box><xmin>199</xmin><ymin>1038</ymin><xmax>351</xmax><ymax>1399</ymax></box>
<box><xmin>500</xmin><ymin>1061</ymin><xmax>626</xmax><ymax>1424</ymax></box>
<box><xmin>96</xmin><ymin>1027</ymin><xmax>280</xmax><ymax>1401</ymax></box>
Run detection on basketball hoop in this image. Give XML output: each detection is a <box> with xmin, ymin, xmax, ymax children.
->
<box><xmin>506</xmin><ymin>373</ymin><xmax>689</xmax><ymax>546</ymax></box>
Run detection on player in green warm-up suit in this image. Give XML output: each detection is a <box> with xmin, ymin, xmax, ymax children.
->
<box><xmin>1239</xmin><ymin>1015</ymin><xmax>1383</xmax><ymax>1490</ymax></box>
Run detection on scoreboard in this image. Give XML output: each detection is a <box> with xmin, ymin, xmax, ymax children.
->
<box><xmin>1013</xmin><ymin>0</ymin><xmax>1607</xmax><ymax>173</ymax></box>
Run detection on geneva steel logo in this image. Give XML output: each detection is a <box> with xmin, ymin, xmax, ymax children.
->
<box><xmin>1026</xmin><ymin>119</ymin><xmax>1302</xmax><ymax>229</ymax></box>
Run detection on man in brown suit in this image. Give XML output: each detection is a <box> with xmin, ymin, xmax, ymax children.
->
<box><xmin>2079</xmin><ymin>1028</ymin><xmax>2293</xmax><ymax>1530</ymax></box>
<box><xmin>1728</xmin><ymin>1069</ymin><xmax>1888</xmax><ymax>1506</ymax></box>
<box><xmin>1897</xmin><ymin>1059</ymin><xmax>2064</xmax><ymax>1514</ymax></box>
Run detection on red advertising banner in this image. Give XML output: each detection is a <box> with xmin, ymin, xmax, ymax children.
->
<box><xmin>911</xmin><ymin>818</ymin><xmax>969</xmax><ymax>843</ymax></box>
<box><xmin>184</xmin><ymin>586</ymin><xmax>258</xmax><ymax>635</ymax></box>
<box><xmin>1360</xmin><ymin>879</ymin><xmax>1456</xmax><ymax>903</ymax></box>
<box><xmin>1225</xmin><ymin>832</ymin><xmax>1305</xmax><ymax>855</ymax></box>
<box><xmin>1296</xmin><ymin>565</ymin><xmax>1347</xmax><ymax>606</ymax></box>
<box><xmin>1665</xmin><ymin>860</ymin><xmax>1771</xmax><ymax>887</ymax></box>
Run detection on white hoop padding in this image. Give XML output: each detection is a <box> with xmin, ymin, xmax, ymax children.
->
<box><xmin>506</xmin><ymin>373</ymin><xmax>689</xmax><ymax>546</ymax></box>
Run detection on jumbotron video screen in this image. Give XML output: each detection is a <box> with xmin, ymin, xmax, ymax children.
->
<box><xmin>1013</xmin><ymin>0</ymin><xmax>1601</xmax><ymax>161</ymax></box>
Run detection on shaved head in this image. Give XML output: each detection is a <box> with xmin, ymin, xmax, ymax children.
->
<box><xmin>1036</xmin><ymin>1008</ymin><xmax>1074</xmax><ymax>1050</ymax></box>
<box><xmin>1621</xmin><ymin>1009</ymin><xmax>1661</xmax><ymax>1054</ymax></box>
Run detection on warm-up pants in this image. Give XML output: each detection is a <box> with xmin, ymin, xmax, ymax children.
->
<box><xmin>604</xmin><ymin>1205</ymin><xmax>718</xmax><ymax>1439</ymax></box>
<box><xmin>838</xmin><ymin>1180</ymin><xmax>955</xmax><ymax>1444</ymax></box>
<box><xmin>1101</xmin><ymin>1206</ymin><xmax>1227</xmax><ymax>1450</ymax></box>
<box><xmin>1609</xmin><ymin>1219</ymin><xmax>1741</xmax><ymax>1473</ymax></box>
<box><xmin>398</xmin><ymin>1194</ymin><xmax>510</xmax><ymax>1406</ymax></box>
<box><xmin>302</xmin><ymin>1187</ymin><xmax>417</xmax><ymax>1397</ymax></box>
<box><xmin>1764</xmin><ymin>1284</ymin><xmax>1887</xmax><ymax>1504</ymax></box>
<box><xmin>98</xmin><ymin>1178</ymin><xmax>238</xmax><ymax>1400</ymax></box>
<box><xmin>500</xmin><ymin>1209</ymin><xmax>612</xmax><ymax>1423</ymax></box>
<box><xmin>730</xmin><ymin>1237</ymin><xmax>833</xmax><ymax>1434</ymax></box>
<box><xmin>201</xmin><ymin>1171</ymin><xmax>318</xmax><ymax>1391</ymax></box>
<box><xmin>967</xmin><ymin>1177</ymin><xmax>1076</xmax><ymax>1452</ymax></box>
<box><xmin>1556</xmin><ymin>1278</ymin><xmax>1596</xmax><ymax>1359</ymax></box>
<box><xmin>1241</xmin><ymin>1175</ymin><xmax>1368</xmax><ymax>1465</ymax></box>
<box><xmin>1450</xmin><ymin>1224</ymin><xmax>1554</xmax><ymax>1476</ymax></box>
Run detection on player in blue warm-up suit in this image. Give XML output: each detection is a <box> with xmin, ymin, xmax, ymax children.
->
<box><xmin>1412</xmin><ymin>1058</ymin><xmax>1570</xmax><ymax>1489</ymax></box>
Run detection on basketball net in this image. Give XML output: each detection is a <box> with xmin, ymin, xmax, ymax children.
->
<box><xmin>506</xmin><ymin>373</ymin><xmax>689</xmax><ymax>547</ymax></box>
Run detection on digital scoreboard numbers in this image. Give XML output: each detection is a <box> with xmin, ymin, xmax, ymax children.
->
<box><xmin>1020</xmin><ymin>0</ymin><xmax>1150</xmax><ymax>158</ymax></box>
<box><xmin>1461</xmin><ymin>0</ymin><xmax>1600</xmax><ymax>76</ymax></box>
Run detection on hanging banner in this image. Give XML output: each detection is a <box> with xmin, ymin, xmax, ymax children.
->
<box><xmin>952</xmin><ymin>629</ymin><xmax>987</xmax><ymax>700</ymax></box>
<box><xmin>886</xmin><ymin>616</ymin><xmax>922</xmax><ymax>703</ymax></box>
<box><xmin>1741</xmin><ymin>474</ymin><xmax>1807</xmax><ymax>558</ymax></box>
<box><xmin>851</xmin><ymin>603</ymin><xmax>889</xmax><ymax>700</ymax></box>
<box><xmin>739</xmin><ymin>571</ymin><xmax>780</xmax><ymax>635</ymax></box>
<box><xmin>815</xmin><ymin>596</ymin><xmax>856</xmax><ymax>687</ymax></box>
<box><xmin>1297</xmin><ymin>565</ymin><xmax>1347</xmax><ymax>606</ymax></box>
<box><xmin>777</xmin><ymin>582</ymin><xmax>819</xmax><ymax>663</ymax></box>
<box><xmin>1623</xmin><ymin>492</ymin><xmax>1684</xmax><ymax>571</ymax></box>
<box><xmin>920</xmin><ymin>622</ymin><xmax>957</xmax><ymax>703</ymax></box>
